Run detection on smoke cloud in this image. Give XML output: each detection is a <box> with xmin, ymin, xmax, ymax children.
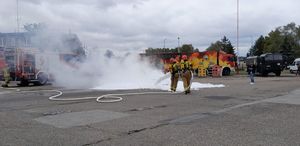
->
<box><xmin>49</xmin><ymin>49</ymin><xmax>164</xmax><ymax>89</ymax></box>
<box><xmin>26</xmin><ymin>27</ymin><xmax>224</xmax><ymax>91</ymax></box>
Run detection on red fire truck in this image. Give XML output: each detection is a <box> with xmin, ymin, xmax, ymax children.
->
<box><xmin>0</xmin><ymin>47</ymin><xmax>78</xmax><ymax>86</ymax></box>
<box><xmin>160</xmin><ymin>50</ymin><xmax>236</xmax><ymax>76</ymax></box>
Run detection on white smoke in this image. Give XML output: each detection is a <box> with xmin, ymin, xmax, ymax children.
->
<box><xmin>26</xmin><ymin>26</ymin><xmax>224</xmax><ymax>90</ymax></box>
<box><xmin>47</xmin><ymin>49</ymin><xmax>225</xmax><ymax>91</ymax></box>
<box><xmin>48</xmin><ymin>49</ymin><xmax>164</xmax><ymax>89</ymax></box>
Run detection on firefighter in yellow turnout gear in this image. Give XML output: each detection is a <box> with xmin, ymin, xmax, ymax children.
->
<box><xmin>169</xmin><ymin>58</ymin><xmax>180</xmax><ymax>92</ymax></box>
<box><xmin>1</xmin><ymin>66</ymin><xmax>11</xmax><ymax>87</ymax></box>
<box><xmin>180</xmin><ymin>55</ymin><xmax>192</xmax><ymax>94</ymax></box>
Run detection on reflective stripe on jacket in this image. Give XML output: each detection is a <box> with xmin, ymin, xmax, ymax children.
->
<box><xmin>181</xmin><ymin>61</ymin><xmax>192</xmax><ymax>70</ymax></box>
<box><xmin>169</xmin><ymin>63</ymin><xmax>180</xmax><ymax>73</ymax></box>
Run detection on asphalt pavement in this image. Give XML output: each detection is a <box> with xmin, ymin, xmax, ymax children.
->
<box><xmin>1</xmin><ymin>74</ymin><xmax>300</xmax><ymax>146</ymax></box>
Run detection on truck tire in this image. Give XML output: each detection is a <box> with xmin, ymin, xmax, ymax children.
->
<box><xmin>262</xmin><ymin>72</ymin><xmax>268</xmax><ymax>77</ymax></box>
<box><xmin>275</xmin><ymin>71</ymin><xmax>281</xmax><ymax>76</ymax></box>
<box><xmin>19</xmin><ymin>78</ymin><xmax>29</xmax><ymax>86</ymax></box>
<box><xmin>37</xmin><ymin>72</ymin><xmax>48</xmax><ymax>85</ymax></box>
<box><xmin>222</xmin><ymin>67</ymin><xmax>231</xmax><ymax>76</ymax></box>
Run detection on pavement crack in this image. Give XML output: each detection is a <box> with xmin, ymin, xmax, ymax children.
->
<box><xmin>81</xmin><ymin>123</ymin><xmax>169</xmax><ymax>145</ymax></box>
<box><xmin>127</xmin><ymin>128</ymin><xmax>147</xmax><ymax>135</ymax></box>
<box><xmin>127</xmin><ymin>123</ymin><xmax>169</xmax><ymax>135</ymax></box>
<box><xmin>126</xmin><ymin>105</ymin><xmax>167</xmax><ymax>112</ymax></box>
<box><xmin>82</xmin><ymin>138</ymin><xmax>112</xmax><ymax>146</ymax></box>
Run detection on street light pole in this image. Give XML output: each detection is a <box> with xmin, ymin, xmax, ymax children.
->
<box><xmin>177</xmin><ymin>37</ymin><xmax>180</xmax><ymax>53</ymax></box>
<box><xmin>163</xmin><ymin>39</ymin><xmax>166</xmax><ymax>49</ymax></box>
<box><xmin>16</xmin><ymin>0</ymin><xmax>20</xmax><ymax>33</ymax></box>
<box><xmin>236</xmin><ymin>0</ymin><xmax>240</xmax><ymax>74</ymax></box>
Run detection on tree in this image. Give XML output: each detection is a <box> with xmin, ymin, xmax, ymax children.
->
<box><xmin>207</xmin><ymin>41</ymin><xmax>222</xmax><ymax>51</ymax></box>
<box><xmin>207</xmin><ymin>36</ymin><xmax>235</xmax><ymax>54</ymax></box>
<box><xmin>249</xmin><ymin>35</ymin><xmax>264</xmax><ymax>56</ymax></box>
<box><xmin>249</xmin><ymin>22</ymin><xmax>300</xmax><ymax>58</ymax></box>
<box><xmin>221</xmin><ymin>36</ymin><xmax>235</xmax><ymax>54</ymax></box>
<box><xmin>180</xmin><ymin>44</ymin><xmax>194</xmax><ymax>55</ymax></box>
<box><xmin>263</xmin><ymin>29</ymin><xmax>283</xmax><ymax>53</ymax></box>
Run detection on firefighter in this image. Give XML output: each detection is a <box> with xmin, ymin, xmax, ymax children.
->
<box><xmin>169</xmin><ymin>58</ymin><xmax>180</xmax><ymax>92</ymax></box>
<box><xmin>180</xmin><ymin>55</ymin><xmax>192</xmax><ymax>94</ymax></box>
<box><xmin>1</xmin><ymin>64</ymin><xmax>10</xmax><ymax>87</ymax></box>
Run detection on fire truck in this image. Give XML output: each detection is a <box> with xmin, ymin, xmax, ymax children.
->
<box><xmin>189</xmin><ymin>50</ymin><xmax>236</xmax><ymax>76</ymax></box>
<box><xmin>161</xmin><ymin>50</ymin><xmax>236</xmax><ymax>76</ymax></box>
<box><xmin>0</xmin><ymin>47</ymin><xmax>77</xmax><ymax>86</ymax></box>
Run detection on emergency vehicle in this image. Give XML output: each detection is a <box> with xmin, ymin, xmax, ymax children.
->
<box><xmin>161</xmin><ymin>50</ymin><xmax>236</xmax><ymax>76</ymax></box>
<box><xmin>0</xmin><ymin>47</ymin><xmax>77</xmax><ymax>86</ymax></box>
<box><xmin>189</xmin><ymin>50</ymin><xmax>236</xmax><ymax>76</ymax></box>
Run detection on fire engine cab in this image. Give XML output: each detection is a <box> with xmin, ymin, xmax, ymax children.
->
<box><xmin>0</xmin><ymin>47</ymin><xmax>51</xmax><ymax>86</ymax></box>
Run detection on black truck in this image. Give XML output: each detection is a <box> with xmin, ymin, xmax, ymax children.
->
<box><xmin>246</xmin><ymin>53</ymin><xmax>285</xmax><ymax>76</ymax></box>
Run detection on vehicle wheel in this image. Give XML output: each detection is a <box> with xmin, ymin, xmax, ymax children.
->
<box><xmin>275</xmin><ymin>71</ymin><xmax>281</xmax><ymax>76</ymax></box>
<box><xmin>19</xmin><ymin>78</ymin><xmax>29</xmax><ymax>86</ymax></box>
<box><xmin>290</xmin><ymin>70</ymin><xmax>294</xmax><ymax>73</ymax></box>
<box><xmin>262</xmin><ymin>72</ymin><xmax>268</xmax><ymax>77</ymax></box>
<box><xmin>37</xmin><ymin>72</ymin><xmax>48</xmax><ymax>85</ymax></box>
<box><xmin>222</xmin><ymin>68</ymin><xmax>231</xmax><ymax>76</ymax></box>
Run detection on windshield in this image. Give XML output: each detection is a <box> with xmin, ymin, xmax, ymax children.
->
<box><xmin>273</xmin><ymin>54</ymin><xmax>283</xmax><ymax>60</ymax></box>
<box><xmin>265</xmin><ymin>55</ymin><xmax>273</xmax><ymax>61</ymax></box>
<box><xmin>265</xmin><ymin>54</ymin><xmax>282</xmax><ymax>61</ymax></box>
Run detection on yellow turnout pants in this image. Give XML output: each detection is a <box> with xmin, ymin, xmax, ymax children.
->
<box><xmin>170</xmin><ymin>73</ymin><xmax>179</xmax><ymax>91</ymax></box>
<box><xmin>181</xmin><ymin>70</ymin><xmax>192</xmax><ymax>92</ymax></box>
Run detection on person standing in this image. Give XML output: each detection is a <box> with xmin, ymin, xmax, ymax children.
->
<box><xmin>247</xmin><ymin>64</ymin><xmax>255</xmax><ymax>84</ymax></box>
<box><xmin>296</xmin><ymin>64</ymin><xmax>300</xmax><ymax>76</ymax></box>
<box><xmin>169</xmin><ymin>58</ymin><xmax>180</xmax><ymax>92</ymax></box>
<box><xmin>1</xmin><ymin>64</ymin><xmax>10</xmax><ymax>87</ymax></box>
<box><xmin>180</xmin><ymin>55</ymin><xmax>192</xmax><ymax>94</ymax></box>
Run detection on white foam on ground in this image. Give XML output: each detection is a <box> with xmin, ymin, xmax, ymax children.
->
<box><xmin>93</xmin><ymin>73</ymin><xmax>225</xmax><ymax>91</ymax></box>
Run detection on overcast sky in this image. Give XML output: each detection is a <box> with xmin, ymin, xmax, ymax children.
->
<box><xmin>1</xmin><ymin>0</ymin><xmax>300</xmax><ymax>56</ymax></box>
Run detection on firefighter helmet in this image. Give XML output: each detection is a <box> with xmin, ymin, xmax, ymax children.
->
<box><xmin>170</xmin><ymin>58</ymin><xmax>176</xmax><ymax>63</ymax></box>
<box><xmin>182</xmin><ymin>55</ymin><xmax>188</xmax><ymax>60</ymax></box>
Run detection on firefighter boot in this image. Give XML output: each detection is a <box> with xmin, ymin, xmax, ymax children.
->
<box><xmin>1</xmin><ymin>81</ymin><xmax>8</xmax><ymax>87</ymax></box>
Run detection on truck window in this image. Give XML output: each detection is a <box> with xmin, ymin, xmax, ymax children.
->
<box><xmin>265</xmin><ymin>55</ymin><xmax>273</xmax><ymax>61</ymax></box>
<box><xmin>228</xmin><ymin>56</ymin><xmax>234</xmax><ymax>62</ymax></box>
<box><xmin>273</xmin><ymin>55</ymin><xmax>283</xmax><ymax>60</ymax></box>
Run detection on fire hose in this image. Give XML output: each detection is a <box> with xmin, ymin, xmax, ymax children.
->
<box><xmin>1</xmin><ymin>72</ymin><xmax>193</xmax><ymax>103</ymax></box>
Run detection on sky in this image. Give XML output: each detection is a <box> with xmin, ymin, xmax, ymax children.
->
<box><xmin>1</xmin><ymin>0</ymin><xmax>300</xmax><ymax>56</ymax></box>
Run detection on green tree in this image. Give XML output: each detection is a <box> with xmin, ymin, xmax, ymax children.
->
<box><xmin>221</xmin><ymin>36</ymin><xmax>235</xmax><ymax>54</ymax></box>
<box><xmin>264</xmin><ymin>29</ymin><xmax>283</xmax><ymax>53</ymax></box>
<box><xmin>249</xmin><ymin>22</ymin><xmax>300</xmax><ymax>58</ymax></box>
<box><xmin>249</xmin><ymin>35</ymin><xmax>265</xmax><ymax>56</ymax></box>
<box><xmin>207</xmin><ymin>41</ymin><xmax>222</xmax><ymax>51</ymax></box>
<box><xmin>207</xmin><ymin>36</ymin><xmax>235</xmax><ymax>54</ymax></box>
<box><xmin>180</xmin><ymin>44</ymin><xmax>194</xmax><ymax>55</ymax></box>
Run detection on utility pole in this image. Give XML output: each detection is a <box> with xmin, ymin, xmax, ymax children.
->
<box><xmin>177</xmin><ymin>37</ymin><xmax>180</xmax><ymax>53</ymax></box>
<box><xmin>16</xmin><ymin>0</ymin><xmax>20</xmax><ymax>33</ymax></box>
<box><xmin>163</xmin><ymin>39</ymin><xmax>166</xmax><ymax>49</ymax></box>
<box><xmin>236</xmin><ymin>0</ymin><xmax>240</xmax><ymax>74</ymax></box>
